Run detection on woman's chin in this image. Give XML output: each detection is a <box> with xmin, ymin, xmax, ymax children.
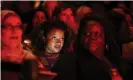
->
<box><xmin>89</xmin><ymin>47</ymin><xmax>97</xmax><ymax>53</ymax></box>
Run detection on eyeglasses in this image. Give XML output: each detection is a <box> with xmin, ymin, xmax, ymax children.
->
<box><xmin>2</xmin><ymin>24</ymin><xmax>23</xmax><ymax>30</ymax></box>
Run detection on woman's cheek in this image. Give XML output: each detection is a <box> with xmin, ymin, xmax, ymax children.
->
<box><xmin>1</xmin><ymin>30</ymin><xmax>11</xmax><ymax>45</ymax></box>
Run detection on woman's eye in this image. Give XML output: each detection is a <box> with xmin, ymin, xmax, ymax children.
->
<box><xmin>61</xmin><ymin>38</ymin><xmax>64</xmax><ymax>40</ymax></box>
<box><xmin>86</xmin><ymin>32</ymin><xmax>91</xmax><ymax>36</ymax></box>
<box><xmin>52</xmin><ymin>36</ymin><xmax>57</xmax><ymax>39</ymax></box>
<box><xmin>6</xmin><ymin>26</ymin><xmax>12</xmax><ymax>29</ymax></box>
<box><xmin>96</xmin><ymin>32</ymin><xmax>100</xmax><ymax>36</ymax></box>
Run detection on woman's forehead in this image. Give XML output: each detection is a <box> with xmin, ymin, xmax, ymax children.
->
<box><xmin>3</xmin><ymin>14</ymin><xmax>21</xmax><ymax>24</ymax></box>
<box><xmin>87</xmin><ymin>20</ymin><xmax>101</xmax><ymax>26</ymax></box>
<box><xmin>48</xmin><ymin>28</ymin><xmax>64</xmax><ymax>34</ymax></box>
<box><xmin>3</xmin><ymin>15</ymin><xmax>22</xmax><ymax>25</ymax></box>
<box><xmin>47</xmin><ymin>28</ymin><xmax>64</xmax><ymax>39</ymax></box>
<box><xmin>85</xmin><ymin>21</ymin><xmax>103</xmax><ymax>31</ymax></box>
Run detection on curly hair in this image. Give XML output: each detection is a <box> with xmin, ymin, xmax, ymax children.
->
<box><xmin>36</xmin><ymin>20</ymin><xmax>69</xmax><ymax>55</ymax></box>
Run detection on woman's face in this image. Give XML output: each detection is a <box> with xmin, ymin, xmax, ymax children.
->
<box><xmin>45</xmin><ymin>28</ymin><xmax>64</xmax><ymax>54</ymax></box>
<box><xmin>59</xmin><ymin>8</ymin><xmax>75</xmax><ymax>26</ymax></box>
<box><xmin>1</xmin><ymin>15</ymin><xmax>22</xmax><ymax>48</ymax></box>
<box><xmin>82</xmin><ymin>21</ymin><xmax>105</xmax><ymax>53</ymax></box>
<box><xmin>58</xmin><ymin>8</ymin><xmax>78</xmax><ymax>33</ymax></box>
<box><xmin>32</xmin><ymin>11</ymin><xmax>46</xmax><ymax>27</ymax></box>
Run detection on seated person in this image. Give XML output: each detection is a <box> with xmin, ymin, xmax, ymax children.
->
<box><xmin>76</xmin><ymin>14</ymin><xmax>133</xmax><ymax>80</ymax></box>
<box><xmin>34</xmin><ymin>21</ymin><xmax>76</xmax><ymax>80</ymax></box>
<box><xmin>1</xmin><ymin>10</ymin><xmax>37</xmax><ymax>80</ymax></box>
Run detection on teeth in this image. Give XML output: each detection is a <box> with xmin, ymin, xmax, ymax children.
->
<box><xmin>55</xmin><ymin>46</ymin><xmax>61</xmax><ymax>49</ymax></box>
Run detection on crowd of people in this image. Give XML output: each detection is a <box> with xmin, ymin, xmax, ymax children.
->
<box><xmin>1</xmin><ymin>1</ymin><xmax>133</xmax><ymax>80</ymax></box>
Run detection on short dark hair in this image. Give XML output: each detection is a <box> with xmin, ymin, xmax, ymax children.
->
<box><xmin>52</xmin><ymin>3</ymin><xmax>74</xmax><ymax>20</ymax></box>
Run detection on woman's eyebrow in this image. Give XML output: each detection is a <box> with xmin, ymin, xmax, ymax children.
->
<box><xmin>50</xmin><ymin>34</ymin><xmax>56</xmax><ymax>37</ymax></box>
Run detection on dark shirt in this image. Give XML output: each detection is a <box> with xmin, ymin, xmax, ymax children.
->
<box><xmin>77</xmin><ymin>49</ymin><xmax>133</xmax><ymax>80</ymax></box>
<box><xmin>1</xmin><ymin>61</ymin><xmax>22</xmax><ymax>80</ymax></box>
<box><xmin>52</xmin><ymin>53</ymin><xmax>77</xmax><ymax>80</ymax></box>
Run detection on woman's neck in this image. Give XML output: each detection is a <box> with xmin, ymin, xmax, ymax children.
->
<box><xmin>44</xmin><ymin>51</ymin><xmax>59</xmax><ymax>59</ymax></box>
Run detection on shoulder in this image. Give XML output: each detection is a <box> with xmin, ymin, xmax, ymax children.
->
<box><xmin>23</xmin><ymin>49</ymin><xmax>36</xmax><ymax>60</ymax></box>
<box><xmin>116</xmin><ymin>58</ymin><xmax>133</xmax><ymax>79</ymax></box>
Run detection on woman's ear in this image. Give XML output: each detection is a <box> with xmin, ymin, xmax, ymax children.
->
<box><xmin>105</xmin><ymin>44</ymin><xmax>108</xmax><ymax>50</ymax></box>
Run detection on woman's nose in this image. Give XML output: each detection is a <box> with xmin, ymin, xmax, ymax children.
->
<box><xmin>11</xmin><ymin>27</ymin><xmax>17</xmax><ymax>33</ymax></box>
<box><xmin>91</xmin><ymin>33</ymin><xmax>97</xmax><ymax>40</ymax></box>
<box><xmin>56</xmin><ymin>39</ymin><xmax>61</xmax><ymax>44</ymax></box>
<box><xmin>38</xmin><ymin>18</ymin><xmax>42</xmax><ymax>22</ymax></box>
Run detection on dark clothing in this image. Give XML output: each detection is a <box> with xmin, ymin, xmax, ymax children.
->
<box><xmin>77</xmin><ymin>50</ymin><xmax>112</xmax><ymax>80</ymax></box>
<box><xmin>117</xmin><ymin>58</ymin><xmax>133</xmax><ymax>80</ymax></box>
<box><xmin>77</xmin><ymin>49</ymin><xmax>133</xmax><ymax>80</ymax></box>
<box><xmin>108</xmin><ymin>12</ymin><xmax>131</xmax><ymax>44</ymax></box>
<box><xmin>1</xmin><ymin>60</ymin><xmax>38</xmax><ymax>80</ymax></box>
<box><xmin>1</xmin><ymin>61</ymin><xmax>22</xmax><ymax>80</ymax></box>
<box><xmin>108</xmin><ymin>12</ymin><xmax>131</xmax><ymax>55</ymax></box>
<box><xmin>39</xmin><ymin>53</ymin><xmax>77</xmax><ymax>80</ymax></box>
<box><xmin>76</xmin><ymin>14</ymin><xmax>132</xmax><ymax>80</ymax></box>
<box><xmin>21</xmin><ymin>60</ymin><xmax>38</xmax><ymax>80</ymax></box>
<box><xmin>52</xmin><ymin>53</ymin><xmax>77</xmax><ymax>80</ymax></box>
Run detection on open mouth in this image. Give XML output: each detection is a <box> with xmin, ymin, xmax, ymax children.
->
<box><xmin>54</xmin><ymin>45</ymin><xmax>61</xmax><ymax>49</ymax></box>
<box><xmin>10</xmin><ymin>36</ymin><xmax>18</xmax><ymax>39</ymax></box>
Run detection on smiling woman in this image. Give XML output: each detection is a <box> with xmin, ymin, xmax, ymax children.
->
<box><xmin>32</xmin><ymin>20</ymin><xmax>74</xmax><ymax>80</ymax></box>
<box><xmin>45</xmin><ymin>28</ymin><xmax>64</xmax><ymax>54</ymax></box>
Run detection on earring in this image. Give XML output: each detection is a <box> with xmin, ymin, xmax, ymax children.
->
<box><xmin>105</xmin><ymin>44</ymin><xmax>108</xmax><ymax>50</ymax></box>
